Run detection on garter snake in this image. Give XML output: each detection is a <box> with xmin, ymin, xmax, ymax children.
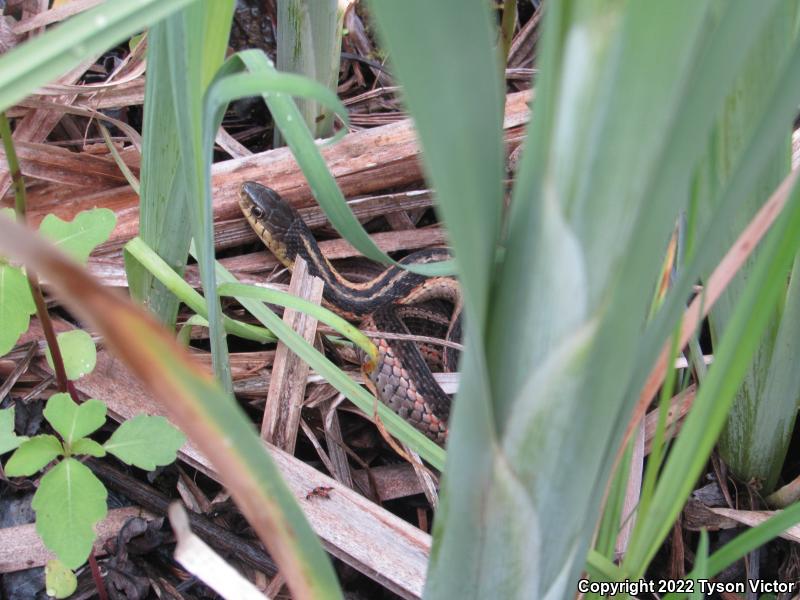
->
<box><xmin>239</xmin><ymin>182</ymin><xmax>459</xmax><ymax>444</ymax></box>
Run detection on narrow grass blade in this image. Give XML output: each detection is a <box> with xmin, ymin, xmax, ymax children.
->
<box><xmin>215</xmin><ymin>49</ymin><xmax>455</xmax><ymax>278</ymax></box>
<box><xmin>162</xmin><ymin>1</ymin><xmax>235</xmax><ymax>391</ymax></box>
<box><xmin>624</xmin><ymin>174</ymin><xmax>800</xmax><ymax>576</ymax></box>
<box><xmin>0</xmin><ymin>214</ymin><xmax>342</xmax><ymax>600</ymax></box>
<box><xmin>689</xmin><ymin>532</ymin><xmax>708</xmax><ymax>600</ymax></box>
<box><xmin>124</xmin><ymin>237</ymin><xmax>274</xmax><ymax>343</ymax></box>
<box><xmin>217</xmin><ymin>282</ymin><xmax>377</xmax><ymax>360</ymax></box>
<box><xmin>662</xmin><ymin>501</ymin><xmax>800</xmax><ymax>600</ymax></box>
<box><xmin>212</xmin><ymin>258</ymin><xmax>446</xmax><ymax>470</ymax></box>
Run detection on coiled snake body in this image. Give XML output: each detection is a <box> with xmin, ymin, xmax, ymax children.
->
<box><xmin>239</xmin><ymin>182</ymin><xmax>459</xmax><ymax>444</ymax></box>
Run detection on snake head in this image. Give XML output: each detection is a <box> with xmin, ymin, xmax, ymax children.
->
<box><xmin>239</xmin><ymin>182</ymin><xmax>301</xmax><ymax>267</ymax></box>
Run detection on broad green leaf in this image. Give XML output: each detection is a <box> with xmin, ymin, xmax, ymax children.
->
<box><xmin>45</xmin><ymin>330</ymin><xmax>97</xmax><ymax>381</ymax></box>
<box><xmin>4</xmin><ymin>435</ymin><xmax>63</xmax><ymax>476</ymax></box>
<box><xmin>43</xmin><ymin>393</ymin><xmax>106</xmax><ymax>446</ymax></box>
<box><xmin>38</xmin><ymin>209</ymin><xmax>116</xmax><ymax>264</ymax></box>
<box><xmin>32</xmin><ymin>458</ymin><xmax>107</xmax><ymax>569</ymax></box>
<box><xmin>45</xmin><ymin>559</ymin><xmax>78</xmax><ymax>599</ymax></box>
<box><xmin>276</xmin><ymin>0</ymin><xmax>345</xmax><ymax>139</ymax></box>
<box><xmin>700</xmin><ymin>1</ymin><xmax>797</xmax><ymax>491</ymax></box>
<box><xmin>0</xmin><ymin>407</ymin><xmax>27</xmax><ymax>455</ymax></box>
<box><xmin>70</xmin><ymin>438</ymin><xmax>106</xmax><ymax>458</ymax></box>
<box><xmin>369</xmin><ymin>0</ymin><xmax>503</xmax><ymax>322</ymax></box>
<box><xmin>0</xmin><ymin>263</ymin><xmax>36</xmax><ymax>356</ymax></box>
<box><xmin>0</xmin><ymin>0</ymin><xmax>198</xmax><ymax>114</ymax></box>
<box><xmin>0</xmin><ymin>214</ymin><xmax>341</xmax><ymax>599</ymax></box>
<box><xmin>103</xmin><ymin>415</ymin><xmax>185</xmax><ymax>470</ymax></box>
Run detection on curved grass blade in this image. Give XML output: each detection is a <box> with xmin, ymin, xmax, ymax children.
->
<box><xmin>0</xmin><ymin>0</ymin><xmax>197</xmax><ymax>113</ymax></box>
<box><xmin>0</xmin><ymin>214</ymin><xmax>342</xmax><ymax>600</ymax></box>
<box><xmin>124</xmin><ymin>237</ymin><xmax>274</xmax><ymax>343</ymax></box>
<box><xmin>209</xmin><ymin>49</ymin><xmax>455</xmax><ymax>278</ymax></box>
<box><xmin>126</xmin><ymin>235</ymin><xmax>444</xmax><ymax>467</ymax></box>
<box><xmin>217</xmin><ymin>281</ymin><xmax>377</xmax><ymax>361</ymax></box>
<box><xmin>624</xmin><ymin>173</ymin><xmax>800</xmax><ymax>576</ymax></box>
<box><xmin>211</xmin><ymin>256</ymin><xmax>446</xmax><ymax>470</ymax></box>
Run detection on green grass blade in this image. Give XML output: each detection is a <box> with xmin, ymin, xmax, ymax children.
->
<box><xmin>741</xmin><ymin>256</ymin><xmax>800</xmax><ymax>488</ymax></box>
<box><xmin>211</xmin><ymin>258</ymin><xmax>446</xmax><ymax>470</ymax></box>
<box><xmin>220</xmin><ymin>48</ymin><xmax>456</xmax><ymax>278</ymax></box>
<box><xmin>689</xmin><ymin>531</ymin><xmax>709</xmax><ymax>600</ymax></box>
<box><xmin>217</xmin><ymin>282</ymin><xmax>376</xmax><ymax>360</ymax></box>
<box><xmin>624</xmin><ymin>175</ymin><xmax>800</xmax><ymax>576</ymax></box>
<box><xmin>594</xmin><ymin>437</ymin><xmax>634</xmax><ymax>560</ymax></box>
<box><xmin>124</xmin><ymin>237</ymin><xmax>274</xmax><ymax>343</ymax></box>
<box><xmin>662</xmin><ymin>502</ymin><xmax>800</xmax><ymax>600</ymax></box>
<box><xmin>694</xmin><ymin>1</ymin><xmax>796</xmax><ymax>492</ymax></box>
<box><xmin>0</xmin><ymin>0</ymin><xmax>197</xmax><ymax>113</ymax></box>
<box><xmin>162</xmin><ymin>1</ymin><xmax>235</xmax><ymax>391</ymax></box>
<box><xmin>127</xmin><ymin>20</ymin><xmax>188</xmax><ymax>325</ymax></box>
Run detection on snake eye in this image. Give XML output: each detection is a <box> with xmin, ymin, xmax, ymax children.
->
<box><xmin>251</xmin><ymin>206</ymin><xmax>265</xmax><ymax>219</ymax></box>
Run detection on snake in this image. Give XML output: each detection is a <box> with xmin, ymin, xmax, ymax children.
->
<box><xmin>238</xmin><ymin>181</ymin><xmax>459</xmax><ymax>444</ymax></box>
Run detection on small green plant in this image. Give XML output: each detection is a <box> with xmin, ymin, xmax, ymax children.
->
<box><xmin>1</xmin><ymin>395</ymin><xmax>185</xmax><ymax>569</ymax></box>
<box><xmin>0</xmin><ymin>205</ymin><xmax>184</xmax><ymax>596</ymax></box>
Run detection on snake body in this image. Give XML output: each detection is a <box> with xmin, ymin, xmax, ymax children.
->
<box><xmin>239</xmin><ymin>182</ymin><xmax>458</xmax><ymax>443</ymax></box>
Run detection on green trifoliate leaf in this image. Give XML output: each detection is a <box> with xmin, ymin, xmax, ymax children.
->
<box><xmin>0</xmin><ymin>263</ymin><xmax>36</xmax><ymax>356</ymax></box>
<box><xmin>32</xmin><ymin>458</ymin><xmax>107</xmax><ymax>569</ymax></box>
<box><xmin>0</xmin><ymin>407</ymin><xmax>27</xmax><ymax>455</ymax></box>
<box><xmin>38</xmin><ymin>208</ymin><xmax>116</xmax><ymax>264</ymax></box>
<box><xmin>45</xmin><ymin>330</ymin><xmax>97</xmax><ymax>380</ymax></box>
<box><xmin>70</xmin><ymin>438</ymin><xmax>106</xmax><ymax>458</ymax></box>
<box><xmin>4</xmin><ymin>435</ymin><xmax>63</xmax><ymax>476</ymax></box>
<box><xmin>45</xmin><ymin>559</ymin><xmax>78</xmax><ymax>599</ymax></box>
<box><xmin>104</xmin><ymin>415</ymin><xmax>185</xmax><ymax>470</ymax></box>
<box><xmin>43</xmin><ymin>393</ymin><xmax>106</xmax><ymax>445</ymax></box>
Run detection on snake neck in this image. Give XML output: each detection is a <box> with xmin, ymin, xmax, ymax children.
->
<box><xmin>284</xmin><ymin>223</ymin><xmax>453</xmax><ymax>319</ymax></box>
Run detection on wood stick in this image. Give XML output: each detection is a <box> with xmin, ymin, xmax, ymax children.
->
<box><xmin>262</xmin><ymin>257</ymin><xmax>324</xmax><ymax>453</ymax></box>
